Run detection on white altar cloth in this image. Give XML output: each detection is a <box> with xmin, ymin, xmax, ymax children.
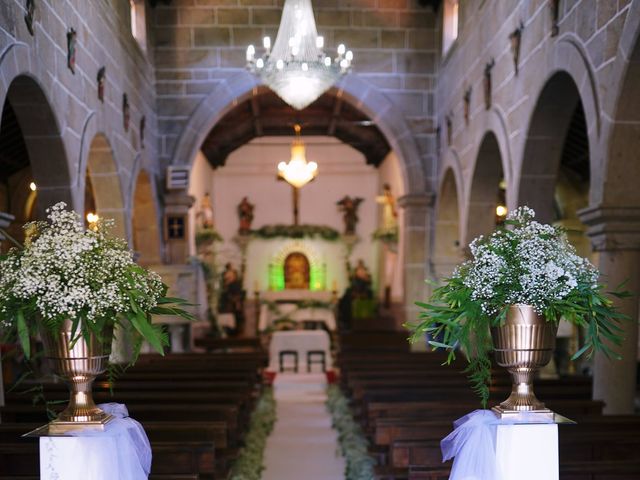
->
<box><xmin>442</xmin><ymin>409</ymin><xmax>558</xmax><ymax>480</ymax></box>
<box><xmin>40</xmin><ymin>403</ymin><xmax>151</xmax><ymax>480</ymax></box>
<box><xmin>268</xmin><ymin>330</ymin><xmax>333</xmax><ymax>372</ymax></box>
<box><xmin>259</xmin><ymin>303</ymin><xmax>336</xmax><ymax>331</ymax></box>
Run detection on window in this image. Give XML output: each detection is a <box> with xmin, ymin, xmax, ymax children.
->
<box><xmin>130</xmin><ymin>0</ymin><xmax>147</xmax><ymax>52</ymax></box>
<box><xmin>442</xmin><ymin>0</ymin><xmax>459</xmax><ymax>56</ymax></box>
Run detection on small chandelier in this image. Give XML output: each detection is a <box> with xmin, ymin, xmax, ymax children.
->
<box><xmin>246</xmin><ymin>0</ymin><xmax>353</xmax><ymax>110</ymax></box>
<box><xmin>278</xmin><ymin>124</ymin><xmax>317</xmax><ymax>188</ymax></box>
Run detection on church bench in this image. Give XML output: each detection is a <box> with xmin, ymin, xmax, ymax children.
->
<box><xmin>388</xmin><ymin>429</ymin><xmax>640</xmax><ymax>469</ymax></box>
<box><xmin>0</xmin><ymin>440</ymin><xmax>217</xmax><ymax>478</ymax></box>
<box><xmin>0</xmin><ymin>421</ymin><xmax>229</xmax><ymax>448</ymax></box>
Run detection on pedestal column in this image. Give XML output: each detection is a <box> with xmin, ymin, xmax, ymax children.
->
<box><xmin>579</xmin><ymin>206</ymin><xmax>640</xmax><ymax>414</ymax></box>
<box><xmin>398</xmin><ymin>193</ymin><xmax>433</xmax><ymax>329</ymax></box>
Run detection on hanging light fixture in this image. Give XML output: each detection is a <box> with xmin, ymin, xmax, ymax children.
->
<box><xmin>246</xmin><ymin>0</ymin><xmax>353</xmax><ymax>110</ymax></box>
<box><xmin>278</xmin><ymin>124</ymin><xmax>317</xmax><ymax>188</ymax></box>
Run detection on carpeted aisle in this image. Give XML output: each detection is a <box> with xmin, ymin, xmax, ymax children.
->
<box><xmin>261</xmin><ymin>373</ymin><xmax>346</xmax><ymax>480</ymax></box>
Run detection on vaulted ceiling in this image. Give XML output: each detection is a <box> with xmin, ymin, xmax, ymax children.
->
<box><xmin>200</xmin><ymin>87</ymin><xmax>391</xmax><ymax>169</ymax></box>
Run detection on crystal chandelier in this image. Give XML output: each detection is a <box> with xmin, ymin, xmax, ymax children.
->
<box><xmin>278</xmin><ymin>125</ymin><xmax>317</xmax><ymax>188</ymax></box>
<box><xmin>246</xmin><ymin>0</ymin><xmax>353</xmax><ymax>110</ymax></box>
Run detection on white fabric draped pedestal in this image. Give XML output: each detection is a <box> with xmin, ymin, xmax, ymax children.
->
<box><xmin>442</xmin><ymin>410</ymin><xmax>559</xmax><ymax>480</ymax></box>
<box><xmin>40</xmin><ymin>403</ymin><xmax>151</xmax><ymax>480</ymax></box>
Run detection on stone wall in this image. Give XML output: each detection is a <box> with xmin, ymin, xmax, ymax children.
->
<box><xmin>151</xmin><ymin>0</ymin><xmax>438</xmax><ymax>187</ymax></box>
<box><xmin>0</xmin><ymin>0</ymin><xmax>160</xmax><ymax>241</ymax></box>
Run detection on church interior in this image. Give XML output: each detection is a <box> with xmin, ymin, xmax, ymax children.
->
<box><xmin>1</xmin><ymin>0</ymin><xmax>640</xmax><ymax>478</ymax></box>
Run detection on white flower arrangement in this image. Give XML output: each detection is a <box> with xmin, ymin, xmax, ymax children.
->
<box><xmin>0</xmin><ymin>202</ymin><xmax>192</xmax><ymax>360</ymax></box>
<box><xmin>407</xmin><ymin>206</ymin><xmax>628</xmax><ymax>405</ymax></box>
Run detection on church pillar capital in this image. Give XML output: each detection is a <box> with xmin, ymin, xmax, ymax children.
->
<box><xmin>578</xmin><ymin>205</ymin><xmax>640</xmax><ymax>251</ymax></box>
<box><xmin>397</xmin><ymin>193</ymin><xmax>434</xmax><ymax>210</ymax></box>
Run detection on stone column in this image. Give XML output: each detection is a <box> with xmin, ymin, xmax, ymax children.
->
<box><xmin>579</xmin><ymin>206</ymin><xmax>640</xmax><ymax>414</ymax></box>
<box><xmin>163</xmin><ymin>191</ymin><xmax>195</xmax><ymax>264</ymax></box>
<box><xmin>398</xmin><ymin>193</ymin><xmax>434</xmax><ymax>330</ymax></box>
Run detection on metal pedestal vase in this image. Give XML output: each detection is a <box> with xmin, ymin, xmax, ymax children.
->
<box><xmin>39</xmin><ymin>320</ymin><xmax>114</xmax><ymax>434</ymax></box>
<box><xmin>491</xmin><ymin>304</ymin><xmax>557</xmax><ymax>419</ymax></box>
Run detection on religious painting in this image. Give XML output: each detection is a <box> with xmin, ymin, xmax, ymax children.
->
<box><xmin>97</xmin><ymin>66</ymin><xmax>106</xmax><ymax>102</ymax></box>
<box><xmin>284</xmin><ymin>252</ymin><xmax>310</xmax><ymax>290</ymax></box>
<box><xmin>67</xmin><ymin>27</ymin><xmax>77</xmax><ymax>74</ymax></box>
<box><xmin>24</xmin><ymin>0</ymin><xmax>35</xmax><ymax>36</ymax></box>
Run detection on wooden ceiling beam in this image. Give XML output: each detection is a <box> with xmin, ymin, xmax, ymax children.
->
<box><xmin>327</xmin><ymin>94</ymin><xmax>343</xmax><ymax>136</ymax></box>
<box><xmin>250</xmin><ymin>90</ymin><xmax>263</xmax><ymax>137</ymax></box>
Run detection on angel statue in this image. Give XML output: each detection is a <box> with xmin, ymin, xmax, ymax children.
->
<box><xmin>337</xmin><ymin>196</ymin><xmax>364</xmax><ymax>235</ymax></box>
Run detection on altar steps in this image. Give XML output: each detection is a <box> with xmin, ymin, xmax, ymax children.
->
<box><xmin>336</xmin><ymin>330</ymin><xmax>640</xmax><ymax>480</ymax></box>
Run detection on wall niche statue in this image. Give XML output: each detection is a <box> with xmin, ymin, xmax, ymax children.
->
<box><xmin>336</xmin><ymin>195</ymin><xmax>364</xmax><ymax>236</ymax></box>
<box><xmin>463</xmin><ymin>87</ymin><xmax>472</xmax><ymax>125</ymax></box>
<box><xmin>122</xmin><ymin>93</ymin><xmax>130</xmax><ymax>132</ymax></box>
<box><xmin>24</xmin><ymin>0</ymin><xmax>35</xmax><ymax>36</ymax></box>
<box><xmin>237</xmin><ymin>196</ymin><xmax>254</xmax><ymax>235</ymax></box>
<box><xmin>66</xmin><ymin>28</ymin><xmax>77</xmax><ymax>74</ymax></box>
<box><xmin>483</xmin><ymin>59</ymin><xmax>495</xmax><ymax>110</ymax></box>
<box><xmin>509</xmin><ymin>22</ymin><xmax>524</xmax><ymax>75</ymax></box>
<box><xmin>97</xmin><ymin>67</ymin><xmax>106</xmax><ymax>102</ymax></box>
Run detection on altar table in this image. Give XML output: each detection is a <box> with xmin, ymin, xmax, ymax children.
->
<box><xmin>40</xmin><ymin>403</ymin><xmax>151</xmax><ymax>480</ymax></box>
<box><xmin>258</xmin><ymin>303</ymin><xmax>336</xmax><ymax>331</ymax></box>
<box><xmin>268</xmin><ymin>330</ymin><xmax>333</xmax><ymax>372</ymax></box>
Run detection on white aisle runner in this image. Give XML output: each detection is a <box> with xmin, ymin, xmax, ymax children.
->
<box><xmin>262</xmin><ymin>373</ymin><xmax>345</xmax><ymax>480</ymax></box>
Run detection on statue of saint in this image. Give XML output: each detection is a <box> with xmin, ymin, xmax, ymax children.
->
<box><xmin>219</xmin><ymin>262</ymin><xmax>245</xmax><ymax>334</ymax></box>
<box><xmin>336</xmin><ymin>196</ymin><xmax>364</xmax><ymax>235</ymax></box>
<box><xmin>376</xmin><ymin>183</ymin><xmax>398</xmax><ymax>230</ymax></box>
<box><xmin>197</xmin><ymin>193</ymin><xmax>215</xmax><ymax>229</ymax></box>
<box><xmin>351</xmin><ymin>259</ymin><xmax>373</xmax><ymax>299</ymax></box>
<box><xmin>237</xmin><ymin>197</ymin><xmax>254</xmax><ymax>235</ymax></box>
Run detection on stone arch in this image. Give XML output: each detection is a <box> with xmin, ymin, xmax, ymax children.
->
<box><xmin>432</xmin><ymin>162</ymin><xmax>464</xmax><ymax>280</ymax></box>
<box><xmin>132</xmin><ymin>169</ymin><xmax>162</xmax><ymax>265</ymax></box>
<box><xmin>516</xmin><ymin>71</ymin><xmax>592</xmax><ymax>224</ymax></box>
<box><xmin>597</xmin><ymin>0</ymin><xmax>640</xmax><ymax>208</ymax></box>
<box><xmin>464</xmin><ymin>131</ymin><xmax>506</xmax><ymax>246</ymax></box>
<box><xmin>85</xmin><ymin>133</ymin><xmax>127</xmax><ymax>238</ymax></box>
<box><xmin>1</xmin><ymin>72</ymin><xmax>72</xmax><ymax>217</ymax></box>
<box><xmin>170</xmin><ymin>72</ymin><xmax>425</xmax><ymax>196</ymax></box>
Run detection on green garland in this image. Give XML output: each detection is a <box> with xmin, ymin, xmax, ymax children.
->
<box><xmin>251</xmin><ymin>224</ymin><xmax>340</xmax><ymax>241</ymax></box>
<box><xmin>371</xmin><ymin>226</ymin><xmax>398</xmax><ymax>244</ymax></box>
<box><xmin>195</xmin><ymin>227</ymin><xmax>223</xmax><ymax>245</ymax></box>
<box><xmin>327</xmin><ymin>385</ymin><xmax>375</xmax><ymax>480</ymax></box>
<box><xmin>229</xmin><ymin>387</ymin><xmax>277</xmax><ymax>480</ymax></box>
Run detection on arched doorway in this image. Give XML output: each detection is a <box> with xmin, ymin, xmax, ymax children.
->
<box><xmin>132</xmin><ymin>170</ymin><xmax>162</xmax><ymax>265</ymax></box>
<box><xmin>171</xmin><ymin>73</ymin><xmax>430</xmax><ymax>322</ymax></box>
<box><xmin>517</xmin><ymin>72</ymin><xmax>586</xmax><ymax>223</ymax></box>
<box><xmin>433</xmin><ymin>168</ymin><xmax>463</xmax><ymax>280</ymax></box>
<box><xmin>465</xmin><ymin>131</ymin><xmax>506</xmax><ymax>246</ymax></box>
<box><xmin>85</xmin><ymin>134</ymin><xmax>126</xmax><ymax>239</ymax></box>
<box><xmin>0</xmin><ymin>75</ymin><xmax>70</xmax><ymax>249</ymax></box>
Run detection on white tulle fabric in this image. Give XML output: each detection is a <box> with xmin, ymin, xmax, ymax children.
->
<box><xmin>40</xmin><ymin>403</ymin><xmax>151</xmax><ymax>480</ymax></box>
<box><xmin>441</xmin><ymin>409</ymin><xmax>554</xmax><ymax>480</ymax></box>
